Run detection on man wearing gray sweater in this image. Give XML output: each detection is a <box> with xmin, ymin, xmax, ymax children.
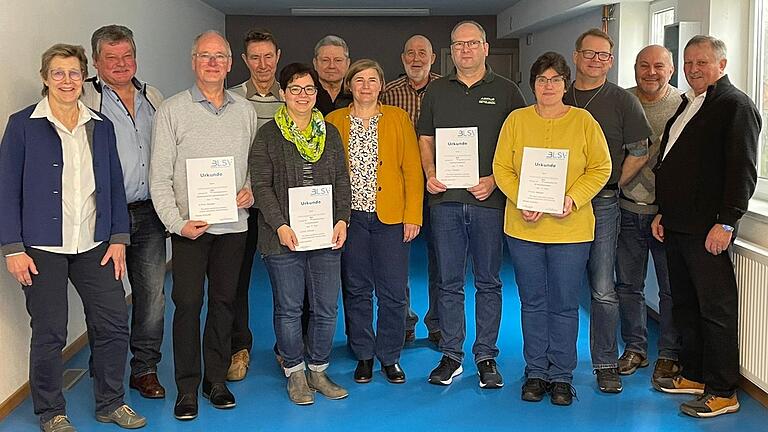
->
<box><xmin>617</xmin><ymin>45</ymin><xmax>682</xmax><ymax>385</ymax></box>
<box><xmin>149</xmin><ymin>30</ymin><xmax>258</xmax><ymax>421</ymax></box>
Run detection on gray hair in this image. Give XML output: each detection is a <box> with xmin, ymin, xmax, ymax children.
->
<box><xmin>403</xmin><ymin>34</ymin><xmax>434</xmax><ymax>54</ymax></box>
<box><xmin>450</xmin><ymin>20</ymin><xmax>487</xmax><ymax>43</ymax></box>
<box><xmin>191</xmin><ymin>30</ymin><xmax>232</xmax><ymax>56</ymax></box>
<box><xmin>685</xmin><ymin>35</ymin><xmax>727</xmax><ymax>60</ymax></box>
<box><xmin>91</xmin><ymin>24</ymin><xmax>136</xmax><ymax>58</ymax></box>
<box><xmin>313</xmin><ymin>35</ymin><xmax>349</xmax><ymax>59</ymax></box>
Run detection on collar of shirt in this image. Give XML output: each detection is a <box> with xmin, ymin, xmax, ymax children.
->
<box><xmin>190</xmin><ymin>84</ymin><xmax>235</xmax><ymax>114</ymax></box>
<box><xmin>447</xmin><ymin>64</ymin><xmax>496</xmax><ymax>85</ymax></box>
<box><xmin>245</xmin><ymin>79</ymin><xmax>281</xmax><ymax>99</ymax></box>
<box><xmin>683</xmin><ymin>88</ymin><xmax>707</xmax><ymax>104</ymax></box>
<box><xmin>30</xmin><ymin>98</ymin><xmax>102</xmax><ymax>132</ymax></box>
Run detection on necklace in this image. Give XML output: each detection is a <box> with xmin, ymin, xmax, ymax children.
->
<box><xmin>572</xmin><ymin>81</ymin><xmax>606</xmax><ymax>110</ymax></box>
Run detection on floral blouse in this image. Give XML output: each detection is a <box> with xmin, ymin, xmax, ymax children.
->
<box><xmin>348</xmin><ymin>114</ymin><xmax>381</xmax><ymax>212</ymax></box>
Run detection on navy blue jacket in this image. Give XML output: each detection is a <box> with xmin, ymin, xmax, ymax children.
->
<box><xmin>0</xmin><ymin>103</ymin><xmax>130</xmax><ymax>255</ymax></box>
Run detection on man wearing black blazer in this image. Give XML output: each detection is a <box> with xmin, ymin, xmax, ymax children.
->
<box><xmin>651</xmin><ymin>35</ymin><xmax>760</xmax><ymax>418</ymax></box>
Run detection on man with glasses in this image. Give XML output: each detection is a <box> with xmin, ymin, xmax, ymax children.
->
<box><xmin>150</xmin><ymin>30</ymin><xmax>258</xmax><ymax>420</ymax></box>
<box><xmin>381</xmin><ymin>34</ymin><xmax>442</xmax><ymax>346</ymax></box>
<box><xmin>563</xmin><ymin>28</ymin><xmax>652</xmax><ymax>394</ymax></box>
<box><xmin>81</xmin><ymin>24</ymin><xmax>167</xmax><ymax>401</ymax></box>
<box><xmin>652</xmin><ymin>35</ymin><xmax>759</xmax><ymax>418</ymax></box>
<box><xmin>617</xmin><ymin>45</ymin><xmax>682</xmax><ymax>386</ymax></box>
<box><xmin>312</xmin><ymin>35</ymin><xmax>352</xmax><ymax>114</ymax></box>
<box><xmin>226</xmin><ymin>27</ymin><xmax>283</xmax><ymax>382</ymax></box>
<box><xmin>417</xmin><ymin>20</ymin><xmax>525</xmax><ymax>389</ymax></box>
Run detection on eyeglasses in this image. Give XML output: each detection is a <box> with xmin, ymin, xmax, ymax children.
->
<box><xmin>578</xmin><ymin>49</ymin><xmax>612</xmax><ymax>61</ymax></box>
<box><xmin>49</xmin><ymin>69</ymin><xmax>83</xmax><ymax>81</ymax></box>
<box><xmin>535</xmin><ymin>75</ymin><xmax>566</xmax><ymax>86</ymax></box>
<box><xmin>194</xmin><ymin>52</ymin><xmax>231</xmax><ymax>64</ymax></box>
<box><xmin>286</xmin><ymin>85</ymin><xmax>317</xmax><ymax>95</ymax></box>
<box><xmin>450</xmin><ymin>40</ymin><xmax>483</xmax><ymax>51</ymax></box>
<box><xmin>317</xmin><ymin>57</ymin><xmax>347</xmax><ymax>67</ymax></box>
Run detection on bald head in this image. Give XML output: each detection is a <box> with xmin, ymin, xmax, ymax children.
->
<box><xmin>401</xmin><ymin>34</ymin><xmax>436</xmax><ymax>86</ymax></box>
<box><xmin>634</xmin><ymin>44</ymin><xmax>675</xmax><ymax>102</ymax></box>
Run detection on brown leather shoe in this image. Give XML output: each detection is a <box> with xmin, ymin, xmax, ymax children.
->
<box><xmin>129</xmin><ymin>372</ymin><xmax>166</xmax><ymax>399</ymax></box>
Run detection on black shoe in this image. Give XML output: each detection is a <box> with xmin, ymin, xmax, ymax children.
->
<box><xmin>382</xmin><ymin>363</ymin><xmax>406</xmax><ymax>384</ymax></box>
<box><xmin>428</xmin><ymin>356</ymin><xmax>463</xmax><ymax>385</ymax></box>
<box><xmin>404</xmin><ymin>329</ymin><xmax>416</xmax><ymax>344</ymax></box>
<box><xmin>174</xmin><ymin>393</ymin><xmax>198</xmax><ymax>420</ymax></box>
<box><xmin>477</xmin><ymin>359</ymin><xmax>503</xmax><ymax>389</ymax></box>
<box><xmin>521</xmin><ymin>378</ymin><xmax>548</xmax><ymax>402</ymax></box>
<box><xmin>354</xmin><ymin>359</ymin><xmax>374</xmax><ymax>383</ymax></box>
<box><xmin>550</xmin><ymin>382</ymin><xmax>576</xmax><ymax>406</ymax></box>
<box><xmin>594</xmin><ymin>368</ymin><xmax>623</xmax><ymax>393</ymax></box>
<box><xmin>202</xmin><ymin>382</ymin><xmax>236</xmax><ymax>409</ymax></box>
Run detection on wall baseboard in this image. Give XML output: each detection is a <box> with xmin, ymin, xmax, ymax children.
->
<box><xmin>741</xmin><ymin>376</ymin><xmax>768</xmax><ymax>409</ymax></box>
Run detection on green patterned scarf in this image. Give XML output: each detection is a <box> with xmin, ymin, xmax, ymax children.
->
<box><xmin>274</xmin><ymin>104</ymin><xmax>326</xmax><ymax>163</ymax></box>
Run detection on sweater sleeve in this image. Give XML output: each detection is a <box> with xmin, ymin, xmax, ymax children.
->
<box><xmin>567</xmin><ymin>116</ymin><xmax>612</xmax><ymax>209</ymax></box>
<box><xmin>250</xmin><ymin>127</ymin><xmax>288</xmax><ymax>231</ymax></box>
<box><xmin>149</xmin><ymin>103</ymin><xmax>186</xmax><ymax>235</ymax></box>
<box><xmin>400</xmin><ymin>110</ymin><xmax>424</xmax><ymax>226</ymax></box>
<box><xmin>493</xmin><ymin>113</ymin><xmax>521</xmax><ymax>206</ymax></box>
<box><xmin>329</xmin><ymin>126</ymin><xmax>352</xmax><ymax>224</ymax></box>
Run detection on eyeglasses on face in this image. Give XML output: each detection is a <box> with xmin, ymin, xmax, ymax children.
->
<box><xmin>578</xmin><ymin>49</ymin><xmax>612</xmax><ymax>61</ymax></box>
<box><xmin>450</xmin><ymin>40</ymin><xmax>483</xmax><ymax>51</ymax></box>
<box><xmin>535</xmin><ymin>75</ymin><xmax>566</xmax><ymax>86</ymax></box>
<box><xmin>194</xmin><ymin>52</ymin><xmax>231</xmax><ymax>64</ymax></box>
<box><xmin>49</xmin><ymin>69</ymin><xmax>83</xmax><ymax>81</ymax></box>
<box><xmin>286</xmin><ymin>85</ymin><xmax>317</xmax><ymax>95</ymax></box>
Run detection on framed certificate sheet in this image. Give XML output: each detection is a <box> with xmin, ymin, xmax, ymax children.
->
<box><xmin>435</xmin><ymin>127</ymin><xmax>479</xmax><ymax>188</ymax></box>
<box><xmin>186</xmin><ymin>156</ymin><xmax>238</xmax><ymax>224</ymax></box>
<box><xmin>517</xmin><ymin>148</ymin><xmax>569</xmax><ymax>214</ymax></box>
<box><xmin>288</xmin><ymin>185</ymin><xmax>335</xmax><ymax>251</ymax></box>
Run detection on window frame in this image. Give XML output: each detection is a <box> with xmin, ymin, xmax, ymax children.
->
<box><xmin>648</xmin><ymin>0</ymin><xmax>678</xmax><ymax>45</ymax></box>
<box><xmin>749</xmin><ymin>0</ymin><xmax>768</xmax><ymax>200</ymax></box>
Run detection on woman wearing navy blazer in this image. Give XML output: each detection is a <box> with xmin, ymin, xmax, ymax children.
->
<box><xmin>0</xmin><ymin>44</ymin><xmax>146</xmax><ymax>431</ymax></box>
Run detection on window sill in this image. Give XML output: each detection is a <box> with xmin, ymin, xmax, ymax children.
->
<box><xmin>739</xmin><ymin>198</ymin><xmax>768</xmax><ymax>249</ymax></box>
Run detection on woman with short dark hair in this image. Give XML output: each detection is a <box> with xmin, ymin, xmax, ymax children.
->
<box><xmin>493</xmin><ymin>51</ymin><xmax>611</xmax><ymax>406</ymax></box>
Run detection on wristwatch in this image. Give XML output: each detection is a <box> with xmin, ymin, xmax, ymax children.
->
<box><xmin>721</xmin><ymin>224</ymin><xmax>735</xmax><ymax>232</ymax></box>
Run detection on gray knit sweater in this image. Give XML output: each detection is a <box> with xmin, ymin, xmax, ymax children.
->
<box><xmin>150</xmin><ymin>89</ymin><xmax>258</xmax><ymax>235</ymax></box>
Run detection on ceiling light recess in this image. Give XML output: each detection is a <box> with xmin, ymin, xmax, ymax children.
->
<box><xmin>291</xmin><ymin>8</ymin><xmax>430</xmax><ymax>16</ymax></box>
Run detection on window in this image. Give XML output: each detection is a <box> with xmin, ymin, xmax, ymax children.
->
<box><xmin>649</xmin><ymin>0</ymin><xmax>677</xmax><ymax>45</ymax></box>
<box><xmin>757</xmin><ymin>1</ymin><xmax>768</xmax><ymax>182</ymax></box>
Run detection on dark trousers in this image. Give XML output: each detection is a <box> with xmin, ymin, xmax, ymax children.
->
<box><xmin>232</xmin><ymin>208</ymin><xmax>258</xmax><ymax>354</ymax></box>
<box><xmin>125</xmin><ymin>200</ymin><xmax>167</xmax><ymax>376</ymax></box>
<box><xmin>171</xmin><ymin>232</ymin><xmax>246</xmax><ymax>393</ymax></box>
<box><xmin>25</xmin><ymin>244</ymin><xmax>129</xmax><ymax>423</ymax></box>
<box><xmin>342</xmin><ymin>211</ymin><xmax>410</xmax><ymax>365</ymax></box>
<box><xmin>405</xmin><ymin>197</ymin><xmax>440</xmax><ymax>334</ymax></box>
<box><xmin>665</xmin><ymin>230</ymin><xmax>740</xmax><ymax>397</ymax></box>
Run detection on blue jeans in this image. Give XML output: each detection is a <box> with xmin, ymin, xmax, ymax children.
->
<box><xmin>406</xmin><ymin>197</ymin><xmax>440</xmax><ymax>334</ymax></box>
<box><xmin>507</xmin><ymin>238</ymin><xmax>591</xmax><ymax>384</ymax></box>
<box><xmin>588</xmin><ymin>193</ymin><xmax>621</xmax><ymax>370</ymax></box>
<box><xmin>342</xmin><ymin>211</ymin><xmax>410</xmax><ymax>365</ymax></box>
<box><xmin>616</xmin><ymin>208</ymin><xmax>680</xmax><ymax>360</ymax></box>
<box><xmin>125</xmin><ymin>200</ymin><xmax>167</xmax><ymax>377</ymax></box>
<box><xmin>430</xmin><ymin>203</ymin><xmax>503</xmax><ymax>363</ymax></box>
<box><xmin>264</xmin><ymin>249</ymin><xmax>341</xmax><ymax>369</ymax></box>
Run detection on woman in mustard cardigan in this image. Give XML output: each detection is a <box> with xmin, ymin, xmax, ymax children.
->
<box><xmin>493</xmin><ymin>52</ymin><xmax>611</xmax><ymax>406</ymax></box>
<box><xmin>326</xmin><ymin>59</ymin><xmax>424</xmax><ymax>384</ymax></box>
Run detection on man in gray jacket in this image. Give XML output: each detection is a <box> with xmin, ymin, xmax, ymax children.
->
<box><xmin>81</xmin><ymin>24</ymin><xmax>167</xmax><ymax>400</ymax></box>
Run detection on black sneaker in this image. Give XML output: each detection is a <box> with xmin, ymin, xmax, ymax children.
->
<box><xmin>594</xmin><ymin>368</ymin><xmax>623</xmax><ymax>393</ymax></box>
<box><xmin>521</xmin><ymin>378</ymin><xmax>548</xmax><ymax>402</ymax></box>
<box><xmin>477</xmin><ymin>359</ymin><xmax>503</xmax><ymax>389</ymax></box>
<box><xmin>428</xmin><ymin>356</ymin><xmax>463</xmax><ymax>385</ymax></box>
<box><xmin>550</xmin><ymin>382</ymin><xmax>577</xmax><ymax>406</ymax></box>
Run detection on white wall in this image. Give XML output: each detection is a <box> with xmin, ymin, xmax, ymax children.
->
<box><xmin>0</xmin><ymin>0</ymin><xmax>223</xmax><ymax>405</ymax></box>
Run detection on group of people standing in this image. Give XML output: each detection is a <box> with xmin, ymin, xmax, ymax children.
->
<box><xmin>0</xmin><ymin>17</ymin><xmax>759</xmax><ymax>432</ymax></box>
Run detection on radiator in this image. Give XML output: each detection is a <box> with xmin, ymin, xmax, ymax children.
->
<box><xmin>733</xmin><ymin>239</ymin><xmax>768</xmax><ymax>394</ymax></box>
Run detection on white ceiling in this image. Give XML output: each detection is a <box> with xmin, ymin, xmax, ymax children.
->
<box><xmin>200</xmin><ymin>0</ymin><xmax>522</xmax><ymax>16</ymax></box>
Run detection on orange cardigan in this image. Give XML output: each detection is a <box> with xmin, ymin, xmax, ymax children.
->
<box><xmin>326</xmin><ymin>104</ymin><xmax>424</xmax><ymax>226</ymax></box>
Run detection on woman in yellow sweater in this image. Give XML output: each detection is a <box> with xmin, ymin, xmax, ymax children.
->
<box><xmin>493</xmin><ymin>52</ymin><xmax>611</xmax><ymax>406</ymax></box>
<box><xmin>326</xmin><ymin>59</ymin><xmax>424</xmax><ymax>385</ymax></box>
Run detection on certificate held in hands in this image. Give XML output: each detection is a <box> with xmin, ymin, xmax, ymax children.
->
<box><xmin>186</xmin><ymin>156</ymin><xmax>238</xmax><ymax>224</ymax></box>
<box><xmin>517</xmin><ymin>147</ymin><xmax>569</xmax><ymax>214</ymax></box>
<box><xmin>436</xmin><ymin>127</ymin><xmax>479</xmax><ymax>188</ymax></box>
<box><xmin>288</xmin><ymin>185</ymin><xmax>335</xmax><ymax>251</ymax></box>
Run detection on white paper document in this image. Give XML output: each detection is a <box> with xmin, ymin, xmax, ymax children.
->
<box><xmin>186</xmin><ymin>156</ymin><xmax>238</xmax><ymax>224</ymax></box>
<box><xmin>288</xmin><ymin>185</ymin><xmax>335</xmax><ymax>251</ymax></box>
<box><xmin>517</xmin><ymin>147</ymin><xmax>569</xmax><ymax>214</ymax></box>
<box><xmin>435</xmin><ymin>127</ymin><xmax>479</xmax><ymax>188</ymax></box>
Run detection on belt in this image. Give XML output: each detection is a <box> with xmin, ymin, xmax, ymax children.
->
<box><xmin>603</xmin><ymin>183</ymin><xmax>619</xmax><ymax>190</ymax></box>
<box><xmin>595</xmin><ymin>189</ymin><xmax>618</xmax><ymax>199</ymax></box>
<box><xmin>127</xmin><ymin>199</ymin><xmax>152</xmax><ymax>210</ymax></box>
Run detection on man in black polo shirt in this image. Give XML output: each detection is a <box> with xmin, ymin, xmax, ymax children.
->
<box><xmin>417</xmin><ymin>20</ymin><xmax>525</xmax><ymax>389</ymax></box>
<box><xmin>563</xmin><ymin>28</ymin><xmax>652</xmax><ymax>394</ymax></box>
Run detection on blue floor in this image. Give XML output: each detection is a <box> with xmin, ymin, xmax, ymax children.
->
<box><xmin>2</xmin><ymin>238</ymin><xmax>767</xmax><ymax>431</ymax></box>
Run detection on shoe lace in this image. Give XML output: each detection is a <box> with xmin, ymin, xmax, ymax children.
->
<box><xmin>51</xmin><ymin>415</ymin><xmax>69</xmax><ymax>425</ymax></box>
<box><xmin>117</xmin><ymin>405</ymin><xmax>137</xmax><ymax>416</ymax></box>
<box><xmin>480</xmin><ymin>360</ymin><xmax>497</xmax><ymax>374</ymax></box>
<box><xmin>552</xmin><ymin>382</ymin><xmax>579</xmax><ymax>401</ymax></box>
